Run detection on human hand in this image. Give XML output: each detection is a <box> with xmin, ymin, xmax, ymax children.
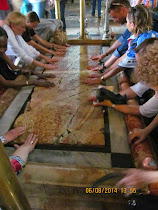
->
<box><xmin>52</xmin><ymin>51</ymin><xmax>65</xmax><ymax>55</ymax></box>
<box><xmin>87</xmin><ymin>96</ymin><xmax>96</xmax><ymax>101</ymax></box>
<box><xmin>93</xmin><ymin>100</ymin><xmax>112</xmax><ymax>107</ymax></box>
<box><xmin>91</xmin><ymin>54</ymin><xmax>104</xmax><ymax>62</ymax></box>
<box><xmin>53</xmin><ymin>43</ymin><xmax>67</xmax><ymax>49</ymax></box>
<box><xmin>87</xmin><ymin>65</ymin><xmax>103</xmax><ymax>71</ymax></box>
<box><xmin>88</xmin><ymin>73</ymin><xmax>101</xmax><ymax>78</ymax></box>
<box><xmin>3</xmin><ymin>127</ymin><xmax>25</xmax><ymax>144</ymax></box>
<box><xmin>83</xmin><ymin>78</ymin><xmax>102</xmax><ymax>85</ymax></box>
<box><xmin>45</xmin><ymin>57</ymin><xmax>58</xmax><ymax>64</ymax></box>
<box><xmin>128</xmin><ymin>128</ymin><xmax>148</xmax><ymax>145</ymax></box>
<box><xmin>39</xmin><ymin>74</ymin><xmax>56</xmax><ymax>79</ymax></box>
<box><xmin>14</xmin><ymin>134</ymin><xmax>38</xmax><ymax>153</ymax></box>
<box><xmin>54</xmin><ymin>47</ymin><xmax>66</xmax><ymax>52</ymax></box>
<box><xmin>34</xmin><ymin>80</ymin><xmax>55</xmax><ymax>87</ymax></box>
<box><xmin>116</xmin><ymin>169</ymin><xmax>156</xmax><ymax>196</ymax></box>
<box><xmin>13</xmin><ymin>134</ymin><xmax>38</xmax><ymax>162</ymax></box>
<box><xmin>65</xmin><ymin>43</ymin><xmax>71</xmax><ymax>47</ymax></box>
<box><xmin>44</xmin><ymin>64</ymin><xmax>58</xmax><ymax>70</ymax></box>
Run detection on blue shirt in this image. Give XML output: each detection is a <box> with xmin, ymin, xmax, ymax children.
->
<box><xmin>118</xmin><ymin>30</ymin><xmax>158</xmax><ymax>68</ymax></box>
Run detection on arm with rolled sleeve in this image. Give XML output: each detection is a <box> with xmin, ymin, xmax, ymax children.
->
<box><xmin>139</xmin><ymin>95</ymin><xmax>158</xmax><ymax>118</ymax></box>
<box><xmin>130</xmin><ymin>81</ymin><xmax>150</xmax><ymax>97</ymax></box>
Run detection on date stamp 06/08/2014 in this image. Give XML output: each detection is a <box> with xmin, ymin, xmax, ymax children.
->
<box><xmin>85</xmin><ymin>187</ymin><xmax>137</xmax><ymax>194</ymax></box>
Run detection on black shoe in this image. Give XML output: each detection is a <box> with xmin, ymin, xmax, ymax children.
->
<box><xmin>96</xmin><ymin>88</ymin><xmax>127</xmax><ymax>104</ymax></box>
<box><xmin>98</xmin><ymin>15</ymin><xmax>101</xmax><ymax>18</ymax></box>
<box><xmin>92</xmin><ymin>13</ymin><xmax>95</xmax><ymax>17</ymax></box>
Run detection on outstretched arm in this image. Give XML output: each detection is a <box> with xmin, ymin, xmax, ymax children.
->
<box><xmin>10</xmin><ymin>134</ymin><xmax>38</xmax><ymax>174</ymax></box>
<box><xmin>94</xmin><ymin>100</ymin><xmax>140</xmax><ymax>115</ymax></box>
<box><xmin>117</xmin><ymin>169</ymin><xmax>158</xmax><ymax>195</ymax></box>
<box><xmin>27</xmin><ymin>39</ymin><xmax>59</xmax><ymax>55</ymax></box>
<box><xmin>129</xmin><ymin>114</ymin><xmax>158</xmax><ymax>144</ymax></box>
<box><xmin>91</xmin><ymin>40</ymin><xmax>122</xmax><ymax>61</ymax></box>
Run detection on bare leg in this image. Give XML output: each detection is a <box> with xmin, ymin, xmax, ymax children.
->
<box><xmin>3</xmin><ymin>127</ymin><xmax>25</xmax><ymax>144</ymax></box>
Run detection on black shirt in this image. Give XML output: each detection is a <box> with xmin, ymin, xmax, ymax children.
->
<box><xmin>22</xmin><ymin>27</ymin><xmax>36</xmax><ymax>42</ymax></box>
<box><xmin>0</xmin><ymin>57</ymin><xmax>16</xmax><ymax>80</ymax></box>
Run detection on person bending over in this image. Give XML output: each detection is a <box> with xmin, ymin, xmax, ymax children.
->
<box><xmin>93</xmin><ymin>38</ymin><xmax>158</xmax><ymax>144</ymax></box>
<box><xmin>84</xmin><ymin>5</ymin><xmax>158</xmax><ymax>85</ymax></box>
<box><xmin>90</xmin><ymin>0</ymin><xmax>158</xmax><ymax>71</ymax></box>
<box><xmin>22</xmin><ymin>11</ymin><xmax>66</xmax><ymax>56</ymax></box>
<box><xmin>4</xmin><ymin>11</ymin><xmax>59</xmax><ymax>71</ymax></box>
<box><xmin>0</xmin><ymin>26</ymin><xmax>55</xmax><ymax>88</ymax></box>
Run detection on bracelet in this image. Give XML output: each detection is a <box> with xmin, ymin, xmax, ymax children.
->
<box><xmin>26</xmin><ymin>80</ymin><xmax>29</xmax><ymax>86</ymax></box>
<box><xmin>0</xmin><ymin>136</ymin><xmax>5</xmax><ymax>143</ymax></box>
<box><xmin>101</xmin><ymin>76</ymin><xmax>106</xmax><ymax>81</ymax></box>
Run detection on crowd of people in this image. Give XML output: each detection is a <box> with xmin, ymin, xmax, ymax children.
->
<box><xmin>86</xmin><ymin>0</ymin><xmax>158</xmax><ymax>193</ymax></box>
<box><xmin>0</xmin><ymin>0</ymin><xmax>158</xmax><ymax>202</ymax></box>
<box><xmin>0</xmin><ymin>1</ymin><xmax>69</xmax><ymax>177</ymax></box>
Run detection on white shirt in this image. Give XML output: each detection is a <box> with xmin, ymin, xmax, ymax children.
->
<box><xmin>4</xmin><ymin>24</ymin><xmax>40</xmax><ymax>64</ymax></box>
<box><xmin>140</xmin><ymin>95</ymin><xmax>158</xmax><ymax>118</ymax></box>
<box><xmin>131</xmin><ymin>81</ymin><xmax>150</xmax><ymax>97</ymax></box>
<box><xmin>131</xmin><ymin>81</ymin><xmax>158</xmax><ymax>118</ymax></box>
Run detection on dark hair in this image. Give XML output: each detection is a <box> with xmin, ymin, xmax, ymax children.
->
<box><xmin>0</xmin><ymin>27</ymin><xmax>8</xmax><ymax>39</ymax></box>
<box><xmin>26</xmin><ymin>11</ymin><xmax>40</xmax><ymax>23</ymax></box>
<box><xmin>109</xmin><ymin>0</ymin><xmax>130</xmax><ymax>12</ymax></box>
<box><xmin>135</xmin><ymin>38</ymin><xmax>158</xmax><ymax>54</ymax></box>
<box><xmin>128</xmin><ymin>5</ymin><xmax>152</xmax><ymax>34</ymax></box>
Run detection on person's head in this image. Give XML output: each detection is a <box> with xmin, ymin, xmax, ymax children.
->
<box><xmin>26</xmin><ymin>11</ymin><xmax>40</xmax><ymax>29</ymax></box>
<box><xmin>53</xmin><ymin>30</ymin><xmax>67</xmax><ymax>46</ymax></box>
<box><xmin>132</xmin><ymin>38</ymin><xmax>158</xmax><ymax>88</ymax></box>
<box><xmin>0</xmin><ymin>27</ymin><xmax>8</xmax><ymax>53</ymax></box>
<box><xmin>6</xmin><ymin>11</ymin><xmax>26</xmax><ymax>35</ymax></box>
<box><xmin>126</xmin><ymin>5</ymin><xmax>152</xmax><ymax>34</ymax></box>
<box><xmin>109</xmin><ymin>0</ymin><xmax>130</xmax><ymax>24</ymax></box>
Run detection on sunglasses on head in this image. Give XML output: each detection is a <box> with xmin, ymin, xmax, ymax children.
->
<box><xmin>111</xmin><ymin>3</ymin><xmax>125</xmax><ymax>7</ymax></box>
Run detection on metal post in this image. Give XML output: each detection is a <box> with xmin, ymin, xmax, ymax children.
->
<box><xmin>80</xmin><ymin>0</ymin><xmax>85</xmax><ymax>39</ymax></box>
<box><xmin>0</xmin><ymin>140</ymin><xmax>31</xmax><ymax>210</ymax></box>
<box><xmin>55</xmin><ymin>0</ymin><xmax>61</xmax><ymax>20</ymax></box>
<box><xmin>102</xmin><ymin>0</ymin><xmax>110</xmax><ymax>39</ymax></box>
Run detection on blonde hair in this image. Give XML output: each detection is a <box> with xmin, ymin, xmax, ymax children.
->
<box><xmin>54</xmin><ymin>30</ymin><xmax>67</xmax><ymax>46</ymax></box>
<box><xmin>132</xmin><ymin>38</ymin><xmax>158</xmax><ymax>85</ymax></box>
<box><xmin>6</xmin><ymin>11</ymin><xmax>26</xmax><ymax>26</ymax></box>
<box><xmin>128</xmin><ymin>5</ymin><xmax>152</xmax><ymax>35</ymax></box>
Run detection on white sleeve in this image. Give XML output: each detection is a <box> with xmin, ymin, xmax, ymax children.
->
<box><xmin>4</xmin><ymin>25</ymin><xmax>40</xmax><ymax>64</ymax></box>
<box><xmin>139</xmin><ymin>95</ymin><xmax>158</xmax><ymax>118</ymax></box>
<box><xmin>130</xmin><ymin>81</ymin><xmax>150</xmax><ymax>97</ymax></box>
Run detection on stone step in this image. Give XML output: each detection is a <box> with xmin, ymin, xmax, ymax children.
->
<box><xmin>18</xmin><ymin>163</ymin><xmax>128</xmax><ymax>210</ymax></box>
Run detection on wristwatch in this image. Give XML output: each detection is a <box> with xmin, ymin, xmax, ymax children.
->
<box><xmin>101</xmin><ymin>76</ymin><xmax>106</xmax><ymax>81</ymax></box>
<box><xmin>111</xmin><ymin>104</ymin><xmax>115</xmax><ymax>108</ymax></box>
<box><xmin>0</xmin><ymin>136</ymin><xmax>5</xmax><ymax>143</ymax></box>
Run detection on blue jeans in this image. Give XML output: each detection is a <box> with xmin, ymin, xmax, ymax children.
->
<box><xmin>30</xmin><ymin>1</ymin><xmax>46</xmax><ymax>18</ymax></box>
<box><xmin>50</xmin><ymin>0</ymin><xmax>66</xmax><ymax>31</ymax></box>
<box><xmin>92</xmin><ymin>0</ymin><xmax>101</xmax><ymax>16</ymax></box>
